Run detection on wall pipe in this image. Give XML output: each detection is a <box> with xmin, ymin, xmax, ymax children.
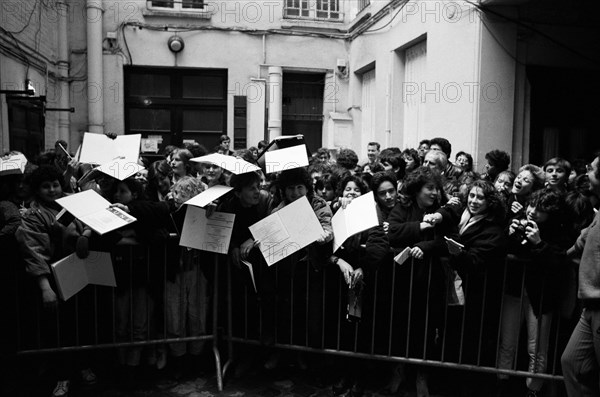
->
<box><xmin>57</xmin><ymin>0</ymin><xmax>70</xmax><ymax>144</ymax></box>
<box><xmin>86</xmin><ymin>0</ymin><xmax>104</xmax><ymax>134</ymax></box>
<box><xmin>267</xmin><ymin>66</ymin><xmax>282</xmax><ymax>140</ymax></box>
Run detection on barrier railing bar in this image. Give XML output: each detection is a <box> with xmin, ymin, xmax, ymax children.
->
<box><xmin>458</xmin><ymin>273</ymin><xmax>467</xmax><ymax>364</ymax></box>
<box><xmin>476</xmin><ymin>269</ymin><xmax>488</xmax><ymax>366</ymax></box>
<box><xmin>509</xmin><ymin>258</ymin><xmax>528</xmax><ymax>372</ymax></box>
<box><xmin>212</xmin><ymin>255</ymin><xmax>223</xmax><ymax>392</ymax></box>
<box><xmin>387</xmin><ymin>258</ymin><xmax>396</xmax><ymax>357</ymax></box>
<box><xmin>405</xmin><ymin>256</ymin><xmax>414</xmax><ymax>357</ymax></box>
<box><xmin>370</xmin><ymin>268</ymin><xmax>378</xmax><ymax>355</ymax></box>
<box><xmin>225</xmin><ymin>338</ymin><xmax>564</xmax><ymax>381</ymax></box>
<box><xmin>423</xmin><ymin>257</ymin><xmax>433</xmax><ymax>359</ymax></box>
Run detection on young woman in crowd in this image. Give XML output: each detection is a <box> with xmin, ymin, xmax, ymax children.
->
<box><xmin>387</xmin><ymin>166</ymin><xmax>453</xmax><ymax>397</ymax></box>
<box><xmin>164</xmin><ymin>176</ymin><xmax>212</xmax><ymax>378</ymax></box>
<box><xmin>498</xmin><ymin>188</ymin><xmax>569</xmax><ymax>397</ymax></box>
<box><xmin>110</xmin><ymin>177</ymin><xmax>173</xmax><ymax>383</ymax></box>
<box><xmin>146</xmin><ymin>160</ymin><xmax>173</xmax><ymax>202</ymax></box>
<box><xmin>543</xmin><ymin>157</ymin><xmax>571</xmax><ymax>193</ymax></box>
<box><xmin>493</xmin><ymin>170</ymin><xmax>515</xmax><ymax>197</ymax></box>
<box><xmin>507</xmin><ymin>164</ymin><xmax>545</xmax><ymax>218</ymax></box>
<box><xmin>168</xmin><ymin>148</ymin><xmax>196</xmax><ymax>184</ymax></box>
<box><xmin>16</xmin><ymin>165</ymin><xmax>97</xmax><ymax>397</ymax></box>
<box><xmin>455</xmin><ymin>151</ymin><xmax>474</xmax><ymax>174</ymax></box>
<box><xmin>444</xmin><ymin>180</ymin><xmax>508</xmax><ymax>394</ymax></box>
<box><xmin>267</xmin><ymin>168</ymin><xmax>333</xmax><ymax>370</ymax></box>
<box><xmin>330</xmin><ymin>174</ymin><xmax>388</xmax><ymax>397</ymax></box>
<box><xmin>217</xmin><ymin>171</ymin><xmax>273</xmax><ymax>375</ymax></box>
<box><xmin>402</xmin><ymin>148</ymin><xmax>420</xmax><ymax>174</ymax></box>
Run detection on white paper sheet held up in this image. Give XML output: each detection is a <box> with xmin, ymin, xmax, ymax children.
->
<box><xmin>50</xmin><ymin>251</ymin><xmax>116</xmax><ymax>301</ymax></box>
<box><xmin>394</xmin><ymin>247</ymin><xmax>412</xmax><ymax>266</ymax></box>
<box><xmin>249</xmin><ymin>196</ymin><xmax>324</xmax><ymax>266</ymax></box>
<box><xmin>331</xmin><ymin>191</ymin><xmax>379</xmax><ymax>252</ymax></box>
<box><xmin>190</xmin><ymin>153</ymin><xmax>260</xmax><ymax>175</ymax></box>
<box><xmin>180</xmin><ymin>206</ymin><xmax>235</xmax><ymax>254</ymax></box>
<box><xmin>264</xmin><ymin>144</ymin><xmax>309</xmax><ymax>174</ymax></box>
<box><xmin>0</xmin><ymin>153</ymin><xmax>27</xmax><ymax>176</ymax></box>
<box><xmin>79</xmin><ymin>133</ymin><xmax>141</xmax><ymax>165</ymax></box>
<box><xmin>95</xmin><ymin>158</ymin><xmax>145</xmax><ymax>181</ymax></box>
<box><xmin>56</xmin><ymin>190</ymin><xmax>136</xmax><ymax>235</ymax></box>
<box><xmin>185</xmin><ymin>185</ymin><xmax>233</xmax><ymax>208</ymax></box>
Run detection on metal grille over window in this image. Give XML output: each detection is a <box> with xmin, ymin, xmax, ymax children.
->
<box><xmin>284</xmin><ymin>0</ymin><xmax>342</xmax><ymax>20</ymax></box>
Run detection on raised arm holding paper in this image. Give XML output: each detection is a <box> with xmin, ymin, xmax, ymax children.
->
<box><xmin>56</xmin><ymin>189</ymin><xmax>136</xmax><ymax>235</ymax></box>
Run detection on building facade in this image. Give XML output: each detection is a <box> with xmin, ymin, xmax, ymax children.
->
<box><xmin>1</xmin><ymin>0</ymin><xmax>599</xmax><ymax>168</ymax></box>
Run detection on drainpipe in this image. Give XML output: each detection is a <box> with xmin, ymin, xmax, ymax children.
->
<box><xmin>57</xmin><ymin>0</ymin><xmax>70</xmax><ymax>144</ymax></box>
<box><xmin>86</xmin><ymin>0</ymin><xmax>104</xmax><ymax>134</ymax></box>
<box><xmin>267</xmin><ymin>66</ymin><xmax>282</xmax><ymax>139</ymax></box>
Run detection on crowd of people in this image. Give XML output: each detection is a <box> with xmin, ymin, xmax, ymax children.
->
<box><xmin>1</xmin><ymin>134</ymin><xmax>600</xmax><ymax>397</ymax></box>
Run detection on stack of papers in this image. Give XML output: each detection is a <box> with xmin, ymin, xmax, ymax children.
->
<box><xmin>56</xmin><ymin>190</ymin><xmax>136</xmax><ymax>235</ymax></box>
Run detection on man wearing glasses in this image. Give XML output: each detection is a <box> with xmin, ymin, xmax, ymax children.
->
<box><xmin>562</xmin><ymin>153</ymin><xmax>600</xmax><ymax>397</ymax></box>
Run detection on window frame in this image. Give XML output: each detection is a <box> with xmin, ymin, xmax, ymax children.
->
<box><xmin>284</xmin><ymin>0</ymin><xmax>343</xmax><ymax>21</ymax></box>
<box><xmin>146</xmin><ymin>0</ymin><xmax>205</xmax><ymax>12</ymax></box>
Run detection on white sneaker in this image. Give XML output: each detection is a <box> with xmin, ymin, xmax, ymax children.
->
<box><xmin>51</xmin><ymin>380</ymin><xmax>69</xmax><ymax>397</ymax></box>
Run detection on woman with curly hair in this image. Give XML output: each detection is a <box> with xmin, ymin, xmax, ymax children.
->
<box><xmin>508</xmin><ymin>164</ymin><xmax>545</xmax><ymax>218</ymax></box>
<box><xmin>387</xmin><ymin>166</ymin><xmax>454</xmax><ymax>397</ymax></box>
<box><xmin>498</xmin><ymin>188</ymin><xmax>570</xmax><ymax>396</ymax></box>
<box><xmin>402</xmin><ymin>148</ymin><xmax>420</xmax><ymax>174</ymax></box>
<box><xmin>329</xmin><ymin>174</ymin><xmax>388</xmax><ymax>397</ymax></box>
<box><xmin>444</xmin><ymin>180</ymin><xmax>508</xmax><ymax>391</ymax></box>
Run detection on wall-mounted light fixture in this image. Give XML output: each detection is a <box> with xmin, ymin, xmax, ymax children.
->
<box><xmin>168</xmin><ymin>35</ymin><xmax>184</xmax><ymax>53</ymax></box>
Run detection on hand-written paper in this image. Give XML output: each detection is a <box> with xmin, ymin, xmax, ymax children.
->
<box><xmin>180</xmin><ymin>206</ymin><xmax>235</xmax><ymax>255</ymax></box>
<box><xmin>249</xmin><ymin>196</ymin><xmax>324</xmax><ymax>267</ymax></box>
<box><xmin>51</xmin><ymin>251</ymin><xmax>116</xmax><ymax>301</ymax></box>
<box><xmin>331</xmin><ymin>191</ymin><xmax>379</xmax><ymax>252</ymax></box>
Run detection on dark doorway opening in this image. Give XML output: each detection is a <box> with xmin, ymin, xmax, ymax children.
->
<box><xmin>528</xmin><ymin>66</ymin><xmax>600</xmax><ymax>165</ymax></box>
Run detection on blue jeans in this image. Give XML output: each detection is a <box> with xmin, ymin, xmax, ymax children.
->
<box><xmin>561</xmin><ymin>308</ymin><xmax>600</xmax><ymax>397</ymax></box>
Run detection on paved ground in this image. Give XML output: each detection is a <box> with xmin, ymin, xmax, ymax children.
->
<box><xmin>3</xmin><ymin>350</ymin><xmax>563</xmax><ymax>397</ymax></box>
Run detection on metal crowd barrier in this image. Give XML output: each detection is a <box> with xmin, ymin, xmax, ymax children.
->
<box><xmin>11</xmin><ymin>236</ymin><xmax>224</xmax><ymax>391</ymax></box>
<box><xmin>8</xmin><ymin>239</ymin><xmax>577</xmax><ymax>392</ymax></box>
<box><xmin>222</xmin><ymin>252</ymin><xmax>575</xmax><ymax>384</ymax></box>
